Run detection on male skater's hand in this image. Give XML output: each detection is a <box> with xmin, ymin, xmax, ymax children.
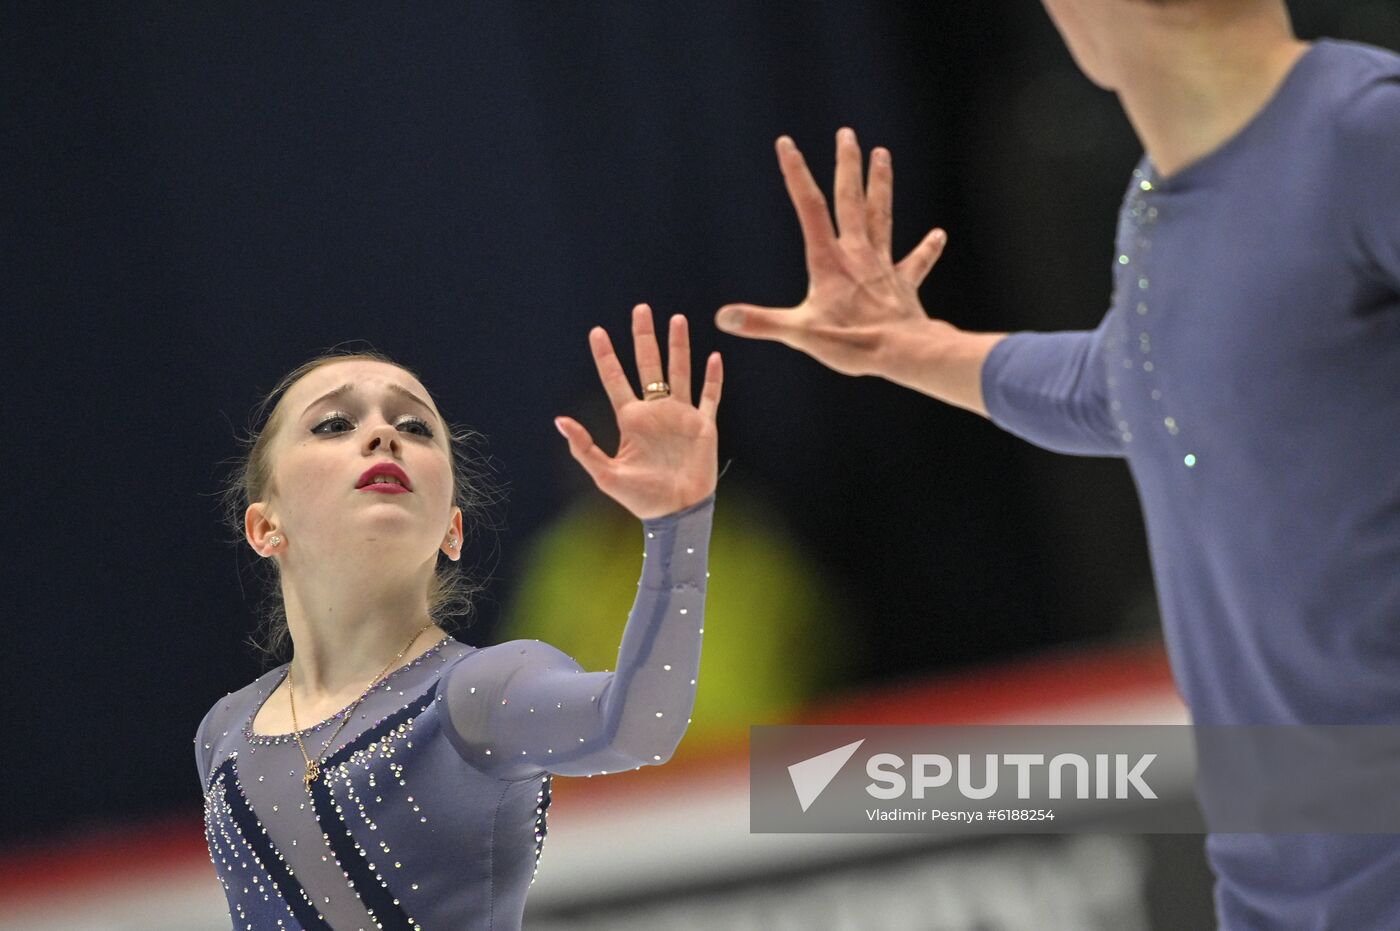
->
<box><xmin>715</xmin><ymin>127</ymin><xmax>1005</xmax><ymax>417</ymax></box>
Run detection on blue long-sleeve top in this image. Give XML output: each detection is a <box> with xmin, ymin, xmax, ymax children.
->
<box><xmin>194</xmin><ymin>493</ymin><xmax>713</xmax><ymax>931</ymax></box>
<box><xmin>980</xmin><ymin>39</ymin><xmax>1400</xmax><ymax>930</ymax></box>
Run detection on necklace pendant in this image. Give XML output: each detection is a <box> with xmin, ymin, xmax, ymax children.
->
<box><xmin>303</xmin><ymin>762</ymin><xmax>320</xmax><ymax>789</ymax></box>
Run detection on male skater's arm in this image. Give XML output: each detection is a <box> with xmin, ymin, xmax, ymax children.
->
<box><xmin>716</xmin><ymin>127</ymin><xmax>1123</xmax><ymax>457</ymax></box>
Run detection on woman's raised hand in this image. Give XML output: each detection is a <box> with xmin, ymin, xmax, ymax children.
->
<box><xmin>555</xmin><ymin>305</ymin><xmax>721</xmax><ymax>520</ymax></box>
<box><xmin>714</xmin><ymin>127</ymin><xmax>951</xmax><ymax>377</ymax></box>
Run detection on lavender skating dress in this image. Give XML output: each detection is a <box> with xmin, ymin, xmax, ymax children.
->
<box><xmin>194</xmin><ymin>494</ymin><xmax>714</xmax><ymax>930</ymax></box>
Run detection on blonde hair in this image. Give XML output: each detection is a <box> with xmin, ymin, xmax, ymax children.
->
<box><xmin>217</xmin><ymin>343</ymin><xmax>502</xmax><ymax>668</ymax></box>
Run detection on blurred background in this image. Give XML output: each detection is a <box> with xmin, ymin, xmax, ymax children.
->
<box><xmin>4</xmin><ymin>1</ymin><xmax>1398</xmax><ymax>927</ymax></box>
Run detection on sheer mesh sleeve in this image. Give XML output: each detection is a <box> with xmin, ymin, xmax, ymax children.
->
<box><xmin>440</xmin><ymin>493</ymin><xmax>715</xmax><ymax>781</ymax></box>
<box><xmin>194</xmin><ymin>704</ymin><xmax>217</xmax><ymax>788</ymax></box>
<box><xmin>194</xmin><ymin>698</ymin><xmax>236</xmax><ymax>790</ymax></box>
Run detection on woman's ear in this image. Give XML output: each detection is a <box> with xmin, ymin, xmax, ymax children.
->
<box><xmin>442</xmin><ymin>508</ymin><xmax>465</xmax><ymax>561</ymax></box>
<box><xmin>246</xmin><ymin>503</ymin><xmax>281</xmax><ymax>558</ymax></box>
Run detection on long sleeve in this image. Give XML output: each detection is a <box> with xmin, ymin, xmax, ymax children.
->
<box><xmin>440</xmin><ymin>493</ymin><xmax>714</xmax><ymax>781</ymax></box>
<box><xmin>194</xmin><ymin>702</ymin><xmax>219</xmax><ymax>789</ymax></box>
<box><xmin>979</xmin><ymin>314</ymin><xmax>1126</xmax><ymax>458</ymax></box>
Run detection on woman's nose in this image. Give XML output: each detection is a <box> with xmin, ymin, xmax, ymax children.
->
<box><xmin>364</xmin><ymin>423</ymin><xmax>401</xmax><ymax>453</ymax></box>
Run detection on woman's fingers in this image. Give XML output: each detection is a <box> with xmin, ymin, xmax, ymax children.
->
<box><xmin>866</xmin><ymin>147</ymin><xmax>893</xmax><ymax>257</ymax></box>
<box><xmin>698</xmin><ymin>352</ymin><xmax>723</xmax><ymax>421</ymax></box>
<box><xmin>553</xmin><ymin>416</ymin><xmax>613</xmax><ymax>483</ymax></box>
<box><xmin>667</xmin><ymin>313</ymin><xmax>692</xmax><ymax>404</ymax></box>
<box><xmin>832</xmin><ymin>127</ymin><xmax>867</xmax><ymax>242</ymax></box>
<box><xmin>895</xmin><ymin>227</ymin><xmax>949</xmax><ymax>287</ymax></box>
<box><xmin>775</xmin><ymin>136</ymin><xmax>840</xmax><ymax>272</ymax></box>
<box><xmin>588</xmin><ymin>326</ymin><xmax>637</xmax><ymax>412</ymax></box>
<box><xmin>630</xmin><ymin>303</ymin><xmax>666</xmax><ymax>393</ymax></box>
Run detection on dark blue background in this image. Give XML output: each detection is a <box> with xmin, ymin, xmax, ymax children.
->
<box><xmin>5</xmin><ymin>0</ymin><xmax>1395</xmax><ymax>847</ymax></box>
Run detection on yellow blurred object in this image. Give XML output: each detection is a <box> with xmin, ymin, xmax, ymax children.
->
<box><xmin>498</xmin><ymin>486</ymin><xmax>846</xmax><ymax>752</ymax></box>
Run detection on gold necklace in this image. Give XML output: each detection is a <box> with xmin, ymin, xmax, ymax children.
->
<box><xmin>288</xmin><ymin>621</ymin><xmax>435</xmax><ymax>792</ymax></box>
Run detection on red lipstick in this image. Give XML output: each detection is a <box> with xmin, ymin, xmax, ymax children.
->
<box><xmin>356</xmin><ymin>462</ymin><xmax>412</xmax><ymax>493</ymax></box>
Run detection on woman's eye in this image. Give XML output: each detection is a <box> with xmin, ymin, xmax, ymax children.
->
<box><xmin>312</xmin><ymin>414</ymin><xmax>353</xmax><ymax>434</ymax></box>
<box><xmin>311</xmin><ymin>413</ymin><xmax>434</xmax><ymax>438</ymax></box>
<box><xmin>399</xmin><ymin>416</ymin><xmax>434</xmax><ymax>437</ymax></box>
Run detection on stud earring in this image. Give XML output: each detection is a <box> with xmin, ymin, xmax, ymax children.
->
<box><xmin>447</xmin><ymin>537</ymin><xmax>458</xmax><ymax>549</ymax></box>
<box><xmin>269</xmin><ymin>534</ymin><xmax>282</xmax><ymax>547</ymax></box>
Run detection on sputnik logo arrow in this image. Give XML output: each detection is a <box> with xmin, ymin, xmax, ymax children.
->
<box><xmin>788</xmin><ymin>739</ymin><xmax>865</xmax><ymax>812</ymax></box>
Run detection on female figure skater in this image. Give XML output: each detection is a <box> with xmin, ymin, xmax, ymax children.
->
<box><xmin>195</xmin><ymin>305</ymin><xmax>721</xmax><ymax>930</ymax></box>
<box><xmin>714</xmin><ymin>2</ymin><xmax>1400</xmax><ymax>927</ymax></box>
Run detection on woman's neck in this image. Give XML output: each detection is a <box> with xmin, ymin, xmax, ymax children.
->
<box><xmin>280</xmin><ymin>568</ymin><xmax>442</xmax><ymax>699</ymax></box>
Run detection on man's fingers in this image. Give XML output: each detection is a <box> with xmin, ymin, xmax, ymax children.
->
<box><xmin>715</xmin><ymin>303</ymin><xmax>798</xmax><ymax>343</ymax></box>
<box><xmin>833</xmin><ymin>127</ymin><xmax>867</xmax><ymax>241</ymax></box>
<box><xmin>668</xmin><ymin>313</ymin><xmax>692</xmax><ymax>405</ymax></box>
<box><xmin>895</xmin><ymin>227</ymin><xmax>948</xmax><ymax>287</ymax></box>
<box><xmin>866</xmin><ymin>147</ymin><xmax>893</xmax><ymax>257</ymax></box>
<box><xmin>588</xmin><ymin>326</ymin><xmax>637</xmax><ymax>412</ymax></box>
<box><xmin>554</xmin><ymin>416</ymin><xmax>613</xmax><ymax>483</ymax></box>
<box><xmin>698</xmin><ymin>352</ymin><xmax>723</xmax><ymax>420</ymax></box>
<box><xmin>775</xmin><ymin>136</ymin><xmax>839</xmax><ymax>270</ymax></box>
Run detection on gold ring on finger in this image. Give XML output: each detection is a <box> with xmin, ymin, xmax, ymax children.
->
<box><xmin>643</xmin><ymin>381</ymin><xmax>671</xmax><ymax>401</ymax></box>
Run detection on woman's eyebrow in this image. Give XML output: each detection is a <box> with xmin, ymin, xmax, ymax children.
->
<box><xmin>301</xmin><ymin>383</ymin><xmax>435</xmax><ymax>419</ymax></box>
